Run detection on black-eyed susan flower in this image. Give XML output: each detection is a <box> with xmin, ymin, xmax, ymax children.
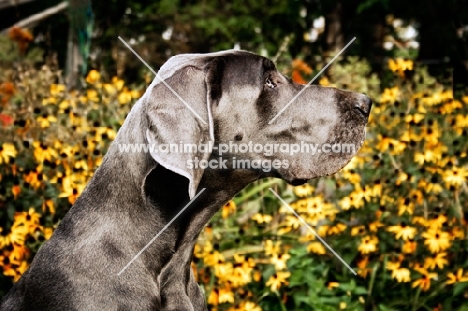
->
<box><xmin>86</xmin><ymin>89</ymin><xmax>100</xmax><ymax>102</ymax></box>
<box><xmin>218</xmin><ymin>286</ymin><xmax>234</xmax><ymax>304</ymax></box>
<box><xmin>118</xmin><ymin>87</ymin><xmax>133</xmax><ymax>104</ymax></box>
<box><xmin>266</xmin><ymin>271</ymin><xmax>290</xmax><ymax>291</ymax></box>
<box><xmin>36</xmin><ymin>113</ymin><xmax>57</xmax><ymax>128</ymax></box>
<box><xmin>86</xmin><ymin>70</ymin><xmax>101</xmax><ymax>84</ymax></box>
<box><xmin>422</xmin><ymin>229</ymin><xmax>451</xmax><ymax>253</ymax></box>
<box><xmin>240</xmin><ymin>301</ymin><xmax>261</xmax><ymax>311</ymax></box>
<box><xmin>270</xmin><ymin>253</ymin><xmax>290</xmax><ymax>271</ymax></box>
<box><xmin>264</xmin><ymin>240</ymin><xmax>281</xmax><ymax>256</ymax></box>
<box><xmin>49</xmin><ymin>83</ymin><xmax>66</xmax><ymax>96</ymax></box>
<box><xmin>251</xmin><ymin>213</ymin><xmax>272</xmax><ymax>224</ymax></box>
<box><xmin>327</xmin><ymin>223</ymin><xmax>347</xmax><ymax>235</ymax></box>
<box><xmin>307</xmin><ymin>241</ymin><xmax>326</xmax><ymax>254</ymax></box>
<box><xmin>112</xmin><ymin>77</ymin><xmax>124</xmax><ymax>91</ymax></box>
<box><xmin>388</xmin><ymin>58</ymin><xmax>413</xmax><ymax>77</ymax></box>
<box><xmin>387</xmin><ymin>224</ymin><xmax>417</xmax><ymax>241</ymax></box>
<box><xmin>380</xmin><ymin>87</ymin><xmax>399</xmax><ymax>103</ymax></box>
<box><xmin>446</xmin><ymin>269</ymin><xmax>468</xmax><ymax>284</ymax></box>
<box><xmin>33</xmin><ymin>142</ymin><xmax>58</xmax><ymax>162</ymax></box>
<box><xmin>221</xmin><ymin>200</ymin><xmax>236</xmax><ymax>219</ymax></box>
<box><xmin>293</xmin><ymin>183</ymin><xmax>314</xmax><ymax>197</ymax></box>
<box><xmin>412</xmin><ymin>268</ymin><xmax>437</xmax><ymax>291</ymax></box>
<box><xmin>402</xmin><ymin>240</ymin><xmax>417</xmax><ymax>254</ymax></box>
<box><xmin>424</xmin><ymin>252</ymin><xmax>448</xmax><ymax>270</ymax></box>
<box><xmin>358</xmin><ymin>235</ymin><xmax>379</xmax><ymax>254</ymax></box>
<box><xmin>0</xmin><ymin>143</ymin><xmax>17</xmax><ymax>164</ymax></box>
<box><xmin>204</xmin><ymin>251</ymin><xmax>224</xmax><ymax>266</ymax></box>
<box><xmin>387</xmin><ymin>261</ymin><xmax>411</xmax><ymax>283</ymax></box>
<box><xmin>442</xmin><ymin>166</ymin><xmax>467</xmax><ymax>186</ymax></box>
<box><xmin>392</xmin><ymin>267</ymin><xmax>411</xmax><ymax>283</ymax></box>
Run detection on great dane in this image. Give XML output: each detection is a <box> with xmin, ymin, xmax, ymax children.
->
<box><xmin>1</xmin><ymin>50</ymin><xmax>371</xmax><ymax>310</ymax></box>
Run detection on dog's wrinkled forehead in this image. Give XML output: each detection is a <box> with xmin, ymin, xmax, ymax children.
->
<box><xmin>144</xmin><ymin>50</ymin><xmax>266</xmax><ymax>95</ymax></box>
<box><xmin>166</xmin><ymin>50</ymin><xmax>260</xmax><ymax>78</ymax></box>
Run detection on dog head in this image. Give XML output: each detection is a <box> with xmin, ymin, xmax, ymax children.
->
<box><xmin>144</xmin><ymin>50</ymin><xmax>371</xmax><ymax>197</ymax></box>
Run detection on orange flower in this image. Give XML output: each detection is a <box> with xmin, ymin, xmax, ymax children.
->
<box><xmin>291</xmin><ymin>59</ymin><xmax>312</xmax><ymax>84</ymax></box>
<box><xmin>291</xmin><ymin>70</ymin><xmax>307</xmax><ymax>84</ymax></box>
<box><xmin>0</xmin><ymin>82</ymin><xmax>15</xmax><ymax>98</ymax></box>
<box><xmin>292</xmin><ymin>59</ymin><xmax>312</xmax><ymax>75</ymax></box>
<box><xmin>8</xmin><ymin>27</ymin><xmax>34</xmax><ymax>54</ymax></box>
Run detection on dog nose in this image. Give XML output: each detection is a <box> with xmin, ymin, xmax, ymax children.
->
<box><xmin>354</xmin><ymin>95</ymin><xmax>372</xmax><ymax>117</ymax></box>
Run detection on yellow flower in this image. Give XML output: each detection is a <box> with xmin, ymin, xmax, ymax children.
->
<box><xmin>357</xmin><ymin>256</ymin><xmax>372</xmax><ymax>278</ymax></box>
<box><xmin>319</xmin><ymin>76</ymin><xmax>333</xmax><ymax>86</ymax></box>
<box><xmin>387</xmin><ymin>225</ymin><xmax>417</xmax><ymax>241</ymax></box>
<box><xmin>221</xmin><ymin>200</ymin><xmax>236</xmax><ymax>219</ymax></box>
<box><xmin>112</xmin><ymin>77</ymin><xmax>124</xmax><ymax>90</ymax></box>
<box><xmin>43</xmin><ymin>227</ymin><xmax>54</xmax><ymax>240</ymax></box>
<box><xmin>393</xmin><ymin>268</ymin><xmax>411</xmax><ymax>283</ymax></box>
<box><xmin>387</xmin><ymin>261</ymin><xmax>411</xmax><ymax>283</ymax></box>
<box><xmin>397</xmin><ymin>197</ymin><xmax>415</xmax><ymax>215</ymax></box>
<box><xmin>414</xmin><ymin>147</ymin><xmax>442</xmax><ymax>165</ymax></box>
<box><xmin>266</xmin><ymin>271</ymin><xmax>290</xmax><ymax>291</ymax></box>
<box><xmin>87</xmin><ymin>89</ymin><xmax>100</xmax><ymax>102</ymax></box>
<box><xmin>446</xmin><ymin>269</ymin><xmax>468</xmax><ymax>284</ymax></box>
<box><xmin>420</xmin><ymin>89</ymin><xmax>452</xmax><ymax>106</ymax></box>
<box><xmin>340</xmin><ymin>170</ymin><xmax>361</xmax><ymax>184</ymax></box>
<box><xmin>424</xmin><ymin>252</ymin><xmax>448</xmax><ymax>270</ymax></box>
<box><xmin>327</xmin><ymin>281</ymin><xmax>339</xmax><ymax>290</ymax></box>
<box><xmin>240</xmin><ymin>301</ymin><xmax>261</xmax><ymax>311</ymax></box>
<box><xmin>351</xmin><ymin>226</ymin><xmax>366</xmax><ymax>236</ymax></box>
<box><xmin>380</xmin><ymin>87</ymin><xmax>399</xmax><ymax>103</ymax></box>
<box><xmin>307</xmin><ymin>241</ymin><xmax>326</xmax><ymax>254</ymax></box>
<box><xmin>86</xmin><ymin>70</ymin><xmax>101</xmax><ymax>84</ymax></box>
<box><xmin>118</xmin><ymin>88</ymin><xmax>133</xmax><ymax>104</ymax></box>
<box><xmin>422</xmin><ymin>229</ymin><xmax>451</xmax><ymax>253</ymax></box>
<box><xmin>13</xmin><ymin>207</ymin><xmax>41</xmax><ymax>227</ymax></box>
<box><xmin>293</xmin><ymin>183</ymin><xmax>314</xmax><ymax>197</ymax></box>
<box><xmin>103</xmin><ymin>83</ymin><xmax>117</xmax><ymax>96</ymax></box>
<box><xmin>404</xmin><ymin>113</ymin><xmax>424</xmax><ymax>124</ymax></box>
<box><xmin>50</xmin><ymin>83</ymin><xmax>66</xmax><ymax>96</ymax></box>
<box><xmin>0</xmin><ymin>143</ymin><xmax>17</xmax><ymax>164</ymax></box>
<box><xmin>455</xmin><ymin>114</ymin><xmax>468</xmax><ymax>127</ymax></box>
<box><xmin>412</xmin><ymin>269</ymin><xmax>437</xmax><ymax>291</ymax></box>
<box><xmin>327</xmin><ymin>223</ymin><xmax>347</xmax><ymax>235</ymax></box>
<box><xmin>251</xmin><ymin>213</ymin><xmax>272</xmax><ymax>224</ymax></box>
<box><xmin>36</xmin><ymin>113</ymin><xmax>57</xmax><ymax>128</ymax></box>
<box><xmin>264</xmin><ymin>240</ymin><xmax>281</xmax><ymax>255</ymax></box>
<box><xmin>218</xmin><ymin>286</ymin><xmax>234</xmax><ymax>304</ymax></box>
<box><xmin>388</xmin><ymin>58</ymin><xmax>413</xmax><ymax>76</ymax></box>
<box><xmin>207</xmin><ymin>288</ymin><xmax>219</xmax><ymax>306</ymax></box>
<box><xmin>42</xmin><ymin>199</ymin><xmax>55</xmax><ymax>214</ymax></box>
<box><xmin>8</xmin><ymin>225</ymin><xmax>29</xmax><ymax>246</ymax></box>
<box><xmin>442</xmin><ymin>166</ymin><xmax>467</xmax><ymax>186</ymax></box>
<box><xmin>33</xmin><ymin>142</ymin><xmax>58</xmax><ymax>162</ymax></box>
<box><xmin>203</xmin><ymin>251</ymin><xmax>224</xmax><ymax>266</ymax></box>
<box><xmin>402</xmin><ymin>240</ymin><xmax>417</xmax><ymax>254</ymax></box>
<box><xmin>339</xmin><ymin>189</ymin><xmax>365</xmax><ymax>210</ymax></box>
<box><xmin>270</xmin><ymin>253</ymin><xmax>290</xmax><ymax>271</ymax></box>
<box><xmin>440</xmin><ymin>99</ymin><xmax>463</xmax><ymax>114</ymax></box>
<box><xmin>358</xmin><ymin>235</ymin><xmax>379</xmax><ymax>254</ymax></box>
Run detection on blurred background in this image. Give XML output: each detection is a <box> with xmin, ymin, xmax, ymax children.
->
<box><xmin>0</xmin><ymin>0</ymin><xmax>467</xmax><ymax>310</ymax></box>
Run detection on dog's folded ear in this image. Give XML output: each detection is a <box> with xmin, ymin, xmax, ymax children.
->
<box><xmin>144</xmin><ymin>57</ymin><xmax>224</xmax><ymax>198</ymax></box>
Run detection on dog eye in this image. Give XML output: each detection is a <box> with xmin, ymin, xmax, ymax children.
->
<box><xmin>265</xmin><ymin>77</ymin><xmax>276</xmax><ymax>89</ymax></box>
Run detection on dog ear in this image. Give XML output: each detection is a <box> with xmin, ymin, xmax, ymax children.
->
<box><xmin>145</xmin><ymin>57</ymin><xmax>224</xmax><ymax>198</ymax></box>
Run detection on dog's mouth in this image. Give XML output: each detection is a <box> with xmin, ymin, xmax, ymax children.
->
<box><xmin>290</xmin><ymin>178</ymin><xmax>308</xmax><ymax>186</ymax></box>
